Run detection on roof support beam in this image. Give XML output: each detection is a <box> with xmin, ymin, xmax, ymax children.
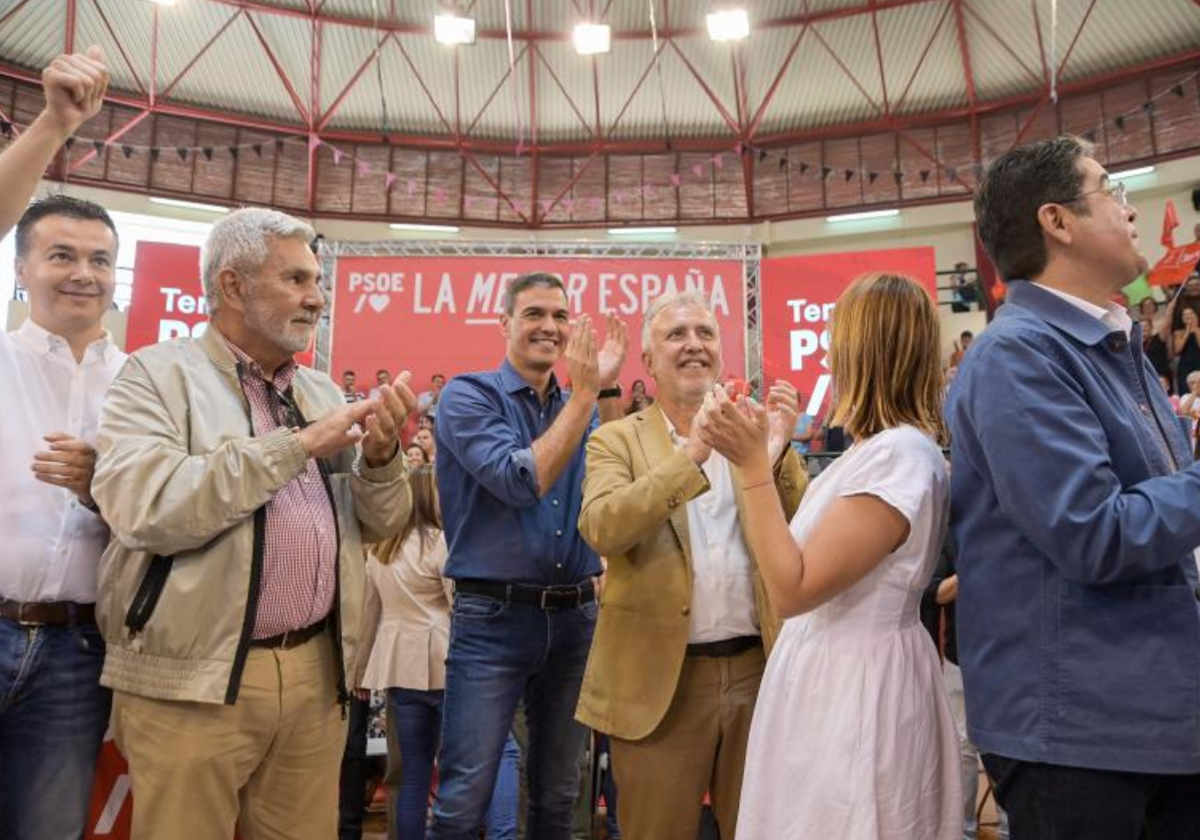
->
<box><xmin>88</xmin><ymin>0</ymin><xmax>148</xmax><ymax>98</ymax></box>
<box><xmin>950</xmin><ymin>0</ymin><xmax>980</xmax><ymax>163</ymax></box>
<box><xmin>160</xmin><ymin>10</ymin><xmax>242</xmax><ymax>100</ymax></box>
<box><xmin>892</xmin><ymin>0</ymin><xmax>954</xmax><ymax>113</ymax></box>
<box><xmin>670</xmin><ymin>41</ymin><xmax>741</xmax><ymax>134</ymax></box>
<box><xmin>244</xmin><ymin>10</ymin><xmax>311</xmax><ymax>125</ymax></box>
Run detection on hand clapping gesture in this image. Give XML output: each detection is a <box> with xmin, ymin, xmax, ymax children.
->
<box><xmin>697</xmin><ymin>384</ymin><xmax>771</xmax><ymax>473</ymax></box>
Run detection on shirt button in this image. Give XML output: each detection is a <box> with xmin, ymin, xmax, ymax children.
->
<box><xmin>556</xmin><ymin>563</ymin><xmax>563</xmax><ymax>569</ymax></box>
<box><xmin>555</xmin><ymin>529</ymin><xmax>563</xmax><ymax>537</ymax></box>
<box><xmin>668</xmin><ymin>496</ymin><xmax>680</xmax><ymax>508</ymax></box>
<box><xmin>1140</xmin><ymin>404</ymin><xmax>1152</xmax><ymax>417</ymax></box>
<box><xmin>551</xmin><ymin>499</ymin><xmax>559</xmax><ymax>507</ymax></box>
<box><xmin>681</xmin><ymin>605</ymin><xmax>691</xmax><ymax>616</ymax></box>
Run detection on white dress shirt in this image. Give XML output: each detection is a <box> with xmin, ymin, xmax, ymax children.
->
<box><xmin>0</xmin><ymin>319</ymin><xmax>126</xmax><ymax>603</ymax></box>
<box><xmin>665</xmin><ymin>414</ymin><xmax>761</xmax><ymax>643</ymax></box>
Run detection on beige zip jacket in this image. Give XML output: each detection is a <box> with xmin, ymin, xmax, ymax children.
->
<box><xmin>92</xmin><ymin>326</ymin><xmax>412</xmax><ymax>705</ymax></box>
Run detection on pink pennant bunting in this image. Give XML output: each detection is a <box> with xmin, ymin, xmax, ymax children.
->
<box><xmin>356</xmin><ymin>160</ymin><xmax>371</xmax><ymax>176</ymax></box>
<box><xmin>385</xmin><ymin>172</ymin><xmax>397</xmax><ymax>190</ymax></box>
<box><xmin>433</xmin><ymin>187</ymin><xmax>447</xmax><ymax>202</ymax></box>
<box><xmin>692</xmin><ymin>163</ymin><xmax>704</xmax><ymax>178</ymax></box>
<box><xmin>540</xmin><ymin>199</ymin><xmax>555</xmax><ymax>215</ymax></box>
<box><xmin>332</xmin><ymin>148</ymin><xmax>344</xmax><ymax>166</ymax></box>
<box><xmin>713</xmin><ymin>154</ymin><xmax>725</xmax><ymax>169</ymax></box>
<box><xmin>407</xmin><ymin>178</ymin><xmax>418</xmax><ymax>197</ymax></box>
<box><xmin>670</xmin><ymin>173</ymin><xmax>682</xmax><ymax>188</ymax></box>
<box><xmin>308</xmin><ymin>135</ymin><xmax>322</xmax><ymax>152</ymax></box>
<box><xmin>562</xmin><ymin>197</ymin><xmax>576</xmax><ymax>213</ymax></box>
<box><xmin>733</xmin><ymin>141</ymin><xmax>743</xmax><ymax>155</ymax></box>
<box><xmin>614</xmin><ymin>189</ymin><xmax>626</xmax><ymax>201</ymax></box>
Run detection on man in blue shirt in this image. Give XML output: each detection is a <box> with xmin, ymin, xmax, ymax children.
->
<box><xmin>950</xmin><ymin>136</ymin><xmax>1200</xmax><ymax>839</ymax></box>
<box><xmin>430</xmin><ymin>273</ymin><xmax>627</xmax><ymax>840</ymax></box>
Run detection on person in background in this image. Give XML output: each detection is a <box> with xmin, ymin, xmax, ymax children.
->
<box><xmin>371</xmin><ymin>368</ymin><xmax>392</xmax><ymax>401</ymax></box>
<box><xmin>1173</xmin><ymin>305</ymin><xmax>1200</xmax><ymax>396</ymax></box>
<box><xmin>0</xmin><ymin>45</ymin><xmax>115</xmax><ymax>840</ymax></box>
<box><xmin>948</xmin><ymin>330</ymin><xmax>974</xmax><ymax>367</ymax></box>
<box><xmin>357</xmin><ymin>467</ymin><xmax>518</xmax><ymax>840</ymax></box>
<box><xmin>952</xmin><ymin>135</ymin><xmax>1200</xmax><ymax>838</ymax></box>
<box><xmin>1176</xmin><ymin>371</ymin><xmax>1200</xmax><ymax>458</ymax></box>
<box><xmin>951</xmin><ymin>262</ymin><xmax>978</xmax><ymax>312</ymax></box>
<box><xmin>417</xmin><ymin>373</ymin><xmax>447</xmax><ymax>418</ymax></box>
<box><xmin>343</xmin><ymin>370</ymin><xmax>366</xmax><ymax>403</ymax></box>
<box><xmin>414</xmin><ymin>427</ymin><xmax>437</xmax><ymax>464</ymax></box>
<box><xmin>790</xmin><ymin>396</ymin><xmax>817</xmax><ymax>456</ymax></box>
<box><xmin>406</xmin><ymin>442</ymin><xmax>430</xmax><ymax>468</ymax></box>
<box><xmin>1138</xmin><ymin>299</ymin><xmax>1171</xmax><ymax>390</ymax></box>
<box><xmin>629</xmin><ymin>379</ymin><xmax>653</xmax><ymax>409</ymax></box>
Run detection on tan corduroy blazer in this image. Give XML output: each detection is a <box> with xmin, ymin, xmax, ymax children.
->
<box><xmin>575</xmin><ymin>405</ymin><xmax>807</xmax><ymax>740</ymax></box>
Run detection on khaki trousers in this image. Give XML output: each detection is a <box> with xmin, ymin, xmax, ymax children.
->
<box><xmin>112</xmin><ymin>631</ymin><xmax>348</xmax><ymax>840</ymax></box>
<box><xmin>608</xmin><ymin>645</ymin><xmax>765</xmax><ymax>840</ymax></box>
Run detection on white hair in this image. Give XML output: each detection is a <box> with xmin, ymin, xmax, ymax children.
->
<box><xmin>641</xmin><ymin>290</ymin><xmax>717</xmax><ymax>347</ymax></box>
<box><xmin>1188</xmin><ymin>371</ymin><xmax>1200</xmax><ymax>387</ymax></box>
<box><xmin>201</xmin><ymin>207</ymin><xmax>315</xmax><ymax>311</ymax></box>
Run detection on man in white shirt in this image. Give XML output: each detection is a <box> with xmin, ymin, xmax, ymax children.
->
<box><xmin>0</xmin><ymin>46</ymin><xmax>118</xmax><ymax>840</ymax></box>
<box><xmin>574</xmin><ymin>291</ymin><xmax>807</xmax><ymax>840</ymax></box>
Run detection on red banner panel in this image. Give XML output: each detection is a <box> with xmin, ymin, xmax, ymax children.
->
<box><xmin>1148</xmin><ymin>242</ymin><xmax>1200</xmax><ymax>286</ymax></box>
<box><xmin>760</xmin><ymin>248</ymin><xmax>938</xmax><ymax>418</ymax></box>
<box><xmin>330</xmin><ymin>256</ymin><xmax>747</xmax><ymax>392</ymax></box>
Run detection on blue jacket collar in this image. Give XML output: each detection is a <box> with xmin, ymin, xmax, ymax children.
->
<box><xmin>1003</xmin><ymin>279</ymin><xmax>1119</xmax><ymax>347</ymax></box>
<box><xmin>499</xmin><ymin>357</ymin><xmax>561</xmax><ymax>398</ymax></box>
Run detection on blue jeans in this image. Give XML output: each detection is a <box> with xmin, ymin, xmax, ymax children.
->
<box><xmin>390</xmin><ymin>687</ymin><xmax>519</xmax><ymax>839</ymax></box>
<box><xmin>427</xmin><ymin>594</ymin><xmax>597</xmax><ymax>840</ymax></box>
<box><xmin>0</xmin><ymin>618</ymin><xmax>111</xmax><ymax>840</ymax></box>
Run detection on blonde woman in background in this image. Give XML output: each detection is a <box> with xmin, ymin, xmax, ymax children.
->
<box><xmin>699</xmin><ymin>274</ymin><xmax>961</xmax><ymax>840</ymax></box>
<box><xmin>358</xmin><ymin>468</ymin><xmax>519</xmax><ymax>838</ymax></box>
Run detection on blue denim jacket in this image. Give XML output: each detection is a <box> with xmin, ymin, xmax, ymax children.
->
<box><xmin>949</xmin><ymin>280</ymin><xmax>1200</xmax><ymax>774</ymax></box>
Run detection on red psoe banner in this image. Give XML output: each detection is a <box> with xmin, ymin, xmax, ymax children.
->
<box><xmin>760</xmin><ymin>248</ymin><xmax>938</xmax><ymax>418</ymax></box>
<box><xmin>330</xmin><ymin>256</ymin><xmax>746</xmax><ymax>391</ymax></box>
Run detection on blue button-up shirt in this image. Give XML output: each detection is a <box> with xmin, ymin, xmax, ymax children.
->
<box><xmin>949</xmin><ymin>280</ymin><xmax>1200</xmax><ymax>775</ymax></box>
<box><xmin>435</xmin><ymin>359</ymin><xmax>602</xmax><ymax>585</ymax></box>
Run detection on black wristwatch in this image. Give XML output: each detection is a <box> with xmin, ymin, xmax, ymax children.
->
<box><xmin>598</xmin><ymin>386</ymin><xmax>623</xmax><ymax>400</ymax></box>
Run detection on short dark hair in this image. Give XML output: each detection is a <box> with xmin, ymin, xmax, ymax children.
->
<box><xmin>961</xmin><ymin>330</ymin><xmax>974</xmax><ymax>339</ymax></box>
<box><xmin>974</xmin><ymin>135</ymin><xmax>1091</xmax><ymax>281</ymax></box>
<box><xmin>503</xmin><ymin>272</ymin><xmax>567</xmax><ymax>316</ymax></box>
<box><xmin>16</xmin><ymin>194</ymin><xmax>118</xmax><ymax>258</ymax></box>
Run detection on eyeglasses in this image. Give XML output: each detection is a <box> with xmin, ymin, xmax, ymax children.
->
<box><xmin>1051</xmin><ymin>180</ymin><xmax>1129</xmax><ymax>209</ymax></box>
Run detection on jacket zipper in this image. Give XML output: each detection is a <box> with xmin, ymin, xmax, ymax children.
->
<box><xmin>125</xmin><ymin>555</ymin><xmax>174</xmax><ymax>635</ymax></box>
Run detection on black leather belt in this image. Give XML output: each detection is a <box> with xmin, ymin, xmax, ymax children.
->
<box><xmin>455</xmin><ymin>579</ymin><xmax>595</xmax><ymax>610</ymax></box>
<box><xmin>250</xmin><ymin>617</ymin><xmax>327</xmax><ymax>649</ymax></box>
<box><xmin>686</xmin><ymin>635</ymin><xmax>761</xmax><ymax>658</ymax></box>
<box><xmin>0</xmin><ymin>598</ymin><xmax>95</xmax><ymax>627</ymax></box>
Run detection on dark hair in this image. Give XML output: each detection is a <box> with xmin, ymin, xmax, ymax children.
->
<box><xmin>16</xmin><ymin>194</ymin><xmax>118</xmax><ymax>257</ymax></box>
<box><xmin>961</xmin><ymin>330</ymin><xmax>974</xmax><ymax>339</ymax></box>
<box><xmin>974</xmin><ymin>135</ymin><xmax>1091</xmax><ymax>281</ymax></box>
<box><xmin>503</xmin><ymin>272</ymin><xmax>566</xmax><ymax>316</ymax></box>
<box><xmin>432</xmin><ymin>373</ymin><xmax>445</xmax><ymax>382</ymax></box>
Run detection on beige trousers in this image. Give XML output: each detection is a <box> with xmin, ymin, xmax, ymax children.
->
<box><xmin>608</xmin><ymin>645</ymin><xmax>765</xmax><ymax>840</ymax></box>
<box><xmin>112</xmin><ymin>631</ymin><xmax>348</xmax><ymax>840</ymax></box>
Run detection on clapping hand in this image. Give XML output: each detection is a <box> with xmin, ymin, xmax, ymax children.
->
<box><xmin>597</xmin><ymin>312</ymin><xmax>628</xmax><ymax>389</ymax></box>
<box><xmin>763</xmin><ymin>380</ymin><xmax>800</xmax><ymax>465</ymax></box>
<box><xmin>361</xmin><ymin>372</ymin><xmax>418</xmax><ymax>467</ymax></box>
<box><xmin>697</xmin><ymin>385</ymin><xmax>770</xmax><ymax>472</ymax></box>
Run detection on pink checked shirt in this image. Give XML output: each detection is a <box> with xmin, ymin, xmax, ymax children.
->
<box><xmin>226</xmin><ymin>340</ymin><xmax>339</xmax><ymax>639</ymax></box>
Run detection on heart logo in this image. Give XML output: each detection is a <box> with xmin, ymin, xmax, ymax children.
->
<box><xmin>368</xmin><ymin>294</ymin><xmax>390</xmax><ymax>313</ymax></box>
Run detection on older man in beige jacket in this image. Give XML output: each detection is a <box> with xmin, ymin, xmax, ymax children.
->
<box><xmin>92</xmin><ymin>208</ymin><xmax>414</xmax><ymax>840</ymax></box>
<box><xmin>576</xmin><ymin>291</ymin><xmax>806</xmax><ymax>840</ymax></box>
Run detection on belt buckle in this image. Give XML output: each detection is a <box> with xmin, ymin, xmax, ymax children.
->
<box><xmin>540</xmin><ymin>589</ymin><xmax>551</xmax><ymax>610</ymax></box>
<box><xmin>16</xmin><ymin>603</ymin><xmax>43</xmax><ymax>627</ymax></box>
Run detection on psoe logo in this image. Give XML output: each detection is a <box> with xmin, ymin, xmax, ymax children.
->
<box><xmin>347</xmin><ymin>272</ymin><xmax>405</xmax><ymax>314</ymax></box>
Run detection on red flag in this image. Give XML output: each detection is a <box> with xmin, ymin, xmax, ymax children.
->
<box><xmin>1162</xmin><ymin>199</ymin><xmax>1180</xmax><ymax>249</ymax></box>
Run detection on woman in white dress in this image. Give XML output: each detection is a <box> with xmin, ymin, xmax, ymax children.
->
<box><xmin>698</xmin><ymin>273</ymin><xmax>962</xmax><ymax>840</ymax></box>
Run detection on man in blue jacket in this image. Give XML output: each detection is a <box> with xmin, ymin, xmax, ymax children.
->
<box><xmin>949</xmin><ymin>135</ymin><xmax>1200</xmax><ymax>838</ymax></box>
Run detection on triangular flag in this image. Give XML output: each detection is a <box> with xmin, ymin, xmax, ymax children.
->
<box><xmin>692</xmin><ymin>163</ymin><xmax>704</xmax><ymax>178</ymax></box>
<box><xmin>0</xmin><ymin>120</ymin><xmax>12</xmax><ymax>137</ymax></box>
<box><xmin>540</xmin><ymin>198</ymin><xmax>555</xmax><ymax>215</ymax></box>
<box><xmin>1162</xmin><ymin>199</ymin><xmax>1180</xmax><ymax>249</ymax></box>
<box><xmin>758</xmin><ymin>149</ymin><xmax>768</xmax><ymax>163</ymax></box>
<box><xmin>356</xmin><ymin>159</ymin><xmax>371</xmax><ymax>176</ymax></box>
<box><xmin>821</xmin><ymin>167</ymin><xmax>832</xmax><ymax>179</ymax></box>
<box><xmin>613</xmin><ymin>189</ymin><xmax>627</xmax><ymax>201</ymax></box>
<box><xmin>201</xmin><ymin>147</ymin><xmax>214</xmax><ymax>161</ymax></box>
<box><xmin>406</xmin><ymin>178</ymin><xmax>417</xmax><ymax>197</ymax></box>
<box><xmin>799</xmin><ymin>162</ymin><xmax>809</xmax><ymax>175</ymax></box>
<box><xmin>919</xmin><ymin>169</ymin><xmax>931</xmax><ymax>183</ymax></box>
<box><xmin>308</xmin><ymin>135</ymin><xmax>322</xmax><ymax>152</ymax></box>
<box><xmin>253</xmin><ymin>143</ymin><xmax>264</xmax><ymax>158</ymax></box>
<box><xmin>713</xmin><ymin>154</ymin><xmax>724</xmax><ymax>170</ymax></box>
<box><xmin>433</xmin><ymin>187</ymin><xmax>447</xmax><ymax>202</ymax></box>
<box><xmin>121</xmin><ymin>145</ymin><xmax>133</xmax><ymax>159</ymax></box>
<box><xmin>1173</xmin><ymin>84</ymin><xmax>1186</xmax><ymax>98</ymax></box>
<box><xmin>779</xmin><ymin>157</ymin><xmax>788</xmax><ymax>171</ymax></box>
<box><xmin>867</xmin><ymin>172</ymin><xmax>878</xmax><ymax>184</ymax></box>
<box><xmin>176</xmin><ymin>147</ymin><xmax>188</xmax><ymax>161</ymax></box>
<box><xmin>1114</xmin><ymin>115</ymin><xmax>1126</xmax><ymax>131</ymax></box>
<box><xmin>149</xmin><ymin>147</ymin><xmax>160</xmax><ymax>163</ymax></box>
<box><xmin>893</xmin><ymin>171</ymin><xmax>904</xmax><ymax>184</ymax></box>
<box><xmin>332</xmin><ymin>148</ymin><xmax>344</xmax><ymax>165</ymax></box>
<box><xmin>276</xmin><ymin>138</ymin><xmax>286</xmax><ymax>151</ymax></box>
<box><xmin>670</xmin><ymin>173</ymin><xmax>682</xmax><ymax>187</ymax></box>
<box><xmin>844</xmin><ymin>170</ymin><xmax>854</xmax><ymax>182</ymax></box>
<box><xmin>384</xmin><ymin>172</ymin><xmax>397</xmax><ymax>190</ymax></box>
<box><xmin>1142</xmin><ymin>101</ymin><xmax>1156</xmax><ymax>115</ymax></box>
<box><xmin>228</xmin><ymin>147</ymin><xmax>239</xmax><ymax>160</ymax></box>
<box><xmin>93</xmin><ymin>140</ymin><xmax>105</xmax><ymax>155</ymax></box>
<box><xmin>562</xmin><ymin>197</ymin><xmax>576</xmax><ymax>213</ymax></box>
<box><xmin>733</xmin><ymin>141</ymin><xmax>743</xmax><ymax>155</ymax></box>
<box><xmin>946</xmin><ymin>167</ymin><xmax>957</xmax><ymax>180</ymax></box>
<box><xmin>64</xmin><ymin>137</ymin><xmax>76</xmax><ymax>150</ymax></box>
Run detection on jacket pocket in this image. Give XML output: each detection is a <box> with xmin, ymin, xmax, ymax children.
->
<box><xmin>125</xmin><ymin>555</ymin><xmax>175</xmax><ymax>635</ymax></box>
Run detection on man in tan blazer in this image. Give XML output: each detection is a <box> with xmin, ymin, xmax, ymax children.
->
<box><xmin>576</xmin><ymin>291</ymin><xmax>807</xmax><ymax>840</ymax></box>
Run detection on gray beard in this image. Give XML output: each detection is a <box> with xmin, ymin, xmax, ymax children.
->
<box><xmin>244</xmin><ymin>300</ymin><xmax>314</xmax><ymax>354</ymax></box>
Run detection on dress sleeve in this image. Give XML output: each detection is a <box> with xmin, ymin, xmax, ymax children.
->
<box><xmin>834</xmin><ymin>427</ymin><xmax>944</xmax><ymax>529</ymax></box>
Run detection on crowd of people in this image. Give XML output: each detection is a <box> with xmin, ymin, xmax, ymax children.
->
<box><xmin>3</xmin><ymin>47</ymin><xmax>1200</xmax><ymax>840</ymax></box>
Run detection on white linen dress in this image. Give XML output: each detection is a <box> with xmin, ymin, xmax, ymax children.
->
<box><xmin>736</xmin><ymin>425</ymin><xmax>962</xmax><ymax>840</ymax></box>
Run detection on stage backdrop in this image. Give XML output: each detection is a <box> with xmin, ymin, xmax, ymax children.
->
<box><xmin>760</xmin><ymin>248</ymin><xmax>938</xmax><ymax>418</ymax></box>
<box><xmin>330</xmin><ymin>255</ymin><xmax>747</xmax><ymax>392</ymax></box>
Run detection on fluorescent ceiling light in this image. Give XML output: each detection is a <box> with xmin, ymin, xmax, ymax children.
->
<box><xmin>1109</xmin><ymin>165</ymin><xmax>1155</xmax><ymax>180</ymax></box>
<box><xmin>434</xmin><ymin>13</ymin><xmax>476</xmax><ymax>46</ymax></box>
<box><xmin>150</xmin><ymin>196</ymin><xmax>227</xmax><ymax>213</ymax></box>
<box><xmin>706</xmin><ymin>9</ymin><xmax>750</xmax><ymax>42</ymax></box>
<box><xmin>826</xmin><ymin>208</ymin><xmax>900</xmax><ymax>223</ymax></box>
<box><xmin>573</xmin><ymin>23</ymin><xmax>612</xmax><ymax>55</ymax></box>
<box><xmin>607</xmin><ymin>226</ymin><xmax>678</xmax><ymax>236</ymax></box>
<box><xmin>390</xmin><ymin>222</ymin><xmax>460</xmax><ymax>233</ymax></box>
